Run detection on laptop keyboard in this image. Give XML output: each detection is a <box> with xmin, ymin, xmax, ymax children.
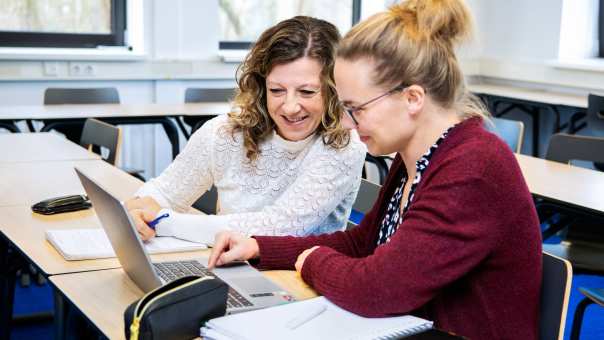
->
<box><xmin>153</xmin><ymin>260</ymin><xmax>253</xmax><ymax>309</ymax></box>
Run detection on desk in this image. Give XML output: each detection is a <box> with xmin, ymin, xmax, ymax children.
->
<box><xmin>516</xmin><ymin>154</ymin><xmax>604</xmax><ymax>271</ymax></box>
<box><xmin>0</xmin><ymin>133</ymin><xmax>99</xmax><ymax>163</ymax></box>
<box><xmin>469</xmin><ymin>83</ymin><xmax>587</xmax><ymax>156</ymax></box>
<box><xmin>516</xmin><ymin>153</ymin><xmax>604</xmax><ymax>216</ymax></box>
<box><xmin>0</xmin><ymin>102</ymin><xmax>232</xmax><ymax>159</ymax></box>
<box><xmin>50</xmin><ymin>266</ymin><xmax>316</xmax><ymax>340</ymax></box>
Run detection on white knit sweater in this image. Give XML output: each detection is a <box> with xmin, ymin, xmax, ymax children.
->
<box><xmin>136</xmin><ymin>115</ymin><xmax>366</xmax><ymax>245</ymax></box>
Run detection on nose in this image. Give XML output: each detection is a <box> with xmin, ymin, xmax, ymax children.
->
<box><xmin>282</xmin><ymin>93</ymin><xmax>301</xmax><ymax>114</ymax></box>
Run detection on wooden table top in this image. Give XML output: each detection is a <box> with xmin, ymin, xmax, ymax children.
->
<box><xmin>0</xmin><ymin>160</ymin><xmax>125</xmax><ymax>207</ymax></box>
<box><xmin>0</xmin><ymin>133</ymin><xmax>100</xmax><ymax>163</ymax></box>
<box><xmin>516</xmin><ymin>153</ymin><xmax>604</xmax><ymax>215</ymax></box>
<box><xmin>50</xmin><ymin>264</ymin><xmax>317</xmax><ymax>340</ymax></box>
<box><xmin>0</xmin><ymin>102</ymin><xmax>233</xmax><ymax>120</ymax></box>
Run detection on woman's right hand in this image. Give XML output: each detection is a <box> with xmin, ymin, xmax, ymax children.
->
<box><xmin>129</xmin><ymin>208</ymin><xmax>157</xmax><ymax>241</ymax></box>
<box><xmin>208</xmin><ymin>231</ymin><xmax>260</xmax><ymax>269</ymax></box>
<box><xmin>125</xmin><ymin>196</ymin><xmax>162</xmax><ymax>241</ymax></box>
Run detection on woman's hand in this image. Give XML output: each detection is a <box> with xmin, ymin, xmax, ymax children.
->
<box><xmin>129</xmin><ymin>208</ymin><xmax>157</xmax><ymax>241</ymax></box>
<box><xmin>295</xmin><ymin>246</ymin><xmax>320</xmax><ymax>273</ymax></box>
<box><xmin>125</xmin><ymin>196</ymin><xmax>162</xmax><ymax>241</ymax></box>
<box><xmin>208</xmin><ymin>231</ymin><xmax>260</xmax><ymax>269</ymax></box>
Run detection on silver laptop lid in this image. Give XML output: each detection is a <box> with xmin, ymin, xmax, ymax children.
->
<box><xmin>74</xmin><ymin>167</ymin><xmax>162</xmax><ymax>292</ymax></box>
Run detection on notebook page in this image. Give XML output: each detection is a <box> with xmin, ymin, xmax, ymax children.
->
<box><xmin>46</xmin><ymin>228</ymin><xmax>206</xmax><ymax>260</ymax></box>
<box><xmin>202</xmin><ymin>296</ymin><xmax>432</xmax><ymax>340</ymax></box>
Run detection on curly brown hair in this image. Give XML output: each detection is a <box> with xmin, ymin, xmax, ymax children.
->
<box><xmin>228</xmin><ymin>16</ymin><xmax>349</xmax><ymax>161</ymax></box>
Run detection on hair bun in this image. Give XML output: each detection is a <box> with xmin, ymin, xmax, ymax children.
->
<box><xmin>392</xmin><ymin>0</ymin><xmax>472</xmax><ymax>45</ymax></box>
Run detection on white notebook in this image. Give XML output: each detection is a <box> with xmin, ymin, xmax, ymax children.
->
<box><xmin>200</xmin><ymin>296</ymin><xmax>433</xmax><ymax>340</ymax></box>
<box><xmin>46</xmin><ymin>228</ymin><xmax>207</xmax><ymax>261</ymax></box>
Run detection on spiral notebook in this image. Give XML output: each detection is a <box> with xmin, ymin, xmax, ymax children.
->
<box><xmin>46</xmin><ymin>228</ymin><xmax>206</xmax><ymax>260</ymax></box>
<box><xmin>200</xmin><ymin>296</ymin><xmax>433</xmax><ymax>340</ymax></box>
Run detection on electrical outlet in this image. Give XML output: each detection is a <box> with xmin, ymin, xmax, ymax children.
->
<box><xmin>69</xmin><ymin>62</ymin><xmax>96</xmax><ymax>76</ymax></box>
<box><xmin>43</xmin><ymin>61</ymin><xmax>59</xmax><ymax>76</ymax></box>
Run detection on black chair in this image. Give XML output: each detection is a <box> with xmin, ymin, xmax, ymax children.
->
<box><xmin>570</xmin><ymin>287</ymin><xmax>604</xmax><ymax>340</ymax></box>
<box><xmin>568</xmin><ymin>93</ymin><xmax>604</xmax><ymax>133</ymax></box>
<box><xmin>80</xmin><ymin>118</ymin><xmax>122</xmax><ymax>165</ymax></box>
<box><xmin>193</xmin><ymin>186</ymin><xmax>219</xmax><ymax>215</ymax></box>
<box><xmin>363</xmin><ymin>154</ymin><xmax>390</xmax><ymax>185</ymax></box>
<box><xmin>42</xmin><ymin>87</ymin><xmax>120</xmax><ymax>142</ymax></box>
<box><xmin>568</xmin><ymin>94</ymin><xmax>604</xmax><ymax>171</ymax></box>
<box><xmin>182</xmin><ymin>88</ymin><xmax>235</xmax><ymax>136</ymax></box>
<box><xmin>540</xmin><ymin>133</ymin><xmax>604</xmax><ymax>271</ymax></box>
<box><xmin>539</xmin><ymin>252</ymin><xmax>573</xmax><ymax>340</ymax></box>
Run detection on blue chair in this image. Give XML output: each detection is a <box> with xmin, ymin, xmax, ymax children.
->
<box><xmin>570</xmin><ymin>287</ymin><xmax>604</xmax><ymax>339</ymax></box>
<box><xmin>347</xmin><ymin>179</ymin><xmax>381</xmax><ymax>230</ymax></box>
<box><xmin>485</xmin><ymin>117</ymin><xmax>525</xmax><ymax>153</ymax></box>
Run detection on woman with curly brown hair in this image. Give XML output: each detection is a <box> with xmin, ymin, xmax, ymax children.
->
<box><xmin>127</xmin><ymin>16</ymin><xmax>366</xmax><ymax>244</ymax></box>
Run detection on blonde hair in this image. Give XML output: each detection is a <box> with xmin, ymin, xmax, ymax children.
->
<box><xmin>229</xmin><ymin>16</ymin><xmax>350</xmax><ymax>161</ymax></box>
<box><xmin>337</xmin><ymin>0</ymin><xmax>488</xmax><ymax>119</ymax></box>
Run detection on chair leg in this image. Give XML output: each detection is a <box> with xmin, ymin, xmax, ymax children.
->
<box><xmin>570</xmin><ymin>297</ymin><xmax>595</xmax><ymax>340</ymax></box>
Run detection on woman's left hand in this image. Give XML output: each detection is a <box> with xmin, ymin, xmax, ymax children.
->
<box><xmin>295</xmin><ymin>246</ymin><xmax>320</xmax><ymax>273</ymax></box>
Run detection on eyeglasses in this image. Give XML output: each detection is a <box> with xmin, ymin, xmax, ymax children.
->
<box><xmin>340</xmin><ymin>84</ymin><xmax>408</xmax><ymax>125</ymax></box>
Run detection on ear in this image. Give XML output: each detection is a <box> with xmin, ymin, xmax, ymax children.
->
<box><xmin>404</xmin><ymin>85</ymin><xmax>426</xmax><ymax>116</ymax></box>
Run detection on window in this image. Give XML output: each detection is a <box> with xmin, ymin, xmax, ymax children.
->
<box><xmin>0</xmin><ymin>0</ymin><xmax>126</xmax><ymax>48</ymax></box>
<box><xmin>600</xmin><ymin>0</ymin><xmax>604</xmax><ymax>57</ymax></box>
<box><xmin>218</xmin><ymin>0</ymin><xmax>361</xmax><ymax>50</ymax></box>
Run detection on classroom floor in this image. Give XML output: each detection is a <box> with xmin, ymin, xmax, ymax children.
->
<box><xmin>9</xmin><ymin>269</ymin><xmax>604</xmax><ymax>339</ymax></box>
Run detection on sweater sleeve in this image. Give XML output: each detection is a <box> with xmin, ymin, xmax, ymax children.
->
<box><xmin>299</xmin><ymin>159</ymin><xmax>501</xmax><ymax>317</ymax></box>
<box><xmin>135</xmin><ymin>118</ymin><xmax>217</xmax><ymax>212</ymax></box>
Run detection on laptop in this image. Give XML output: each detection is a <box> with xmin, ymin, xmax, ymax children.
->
<box><xmin>74</xmin><ymin>167</ymin><xmax>295</xmax><ymax>314</ymax></box>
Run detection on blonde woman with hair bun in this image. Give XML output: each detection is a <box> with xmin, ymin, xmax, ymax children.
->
<box><xmin>126</xmin><ymin>16</ymin><xmax>366</xmax><ymax>245</ymax></box>
<box><xmin>209</xmin><ymin>2</ymin><xmax>541</xmax><ymax>339</ymax></box>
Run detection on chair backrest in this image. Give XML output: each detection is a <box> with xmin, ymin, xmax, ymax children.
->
<box><xmin>545</xmin><ymin>133</ymin><xmax>604</xmax><ymax>164</ymax></box>
<box><xmin>44</xmin><ymin>87</ymin><xmax>120</xmax><ymax>104</ymax></box>
<box><xmin>192</xmin><ymin>186</ymin><xmax>219</xmax><ymax>215</ymax></box>
<box><xmin>587</xmin><ymin>93</ymin><xmax>604</xmax><ymax>130</ymax></box>
<box><xmin>184</xmin><ymin>88</ymin><xmax>235</xmax><ymax>103</ymax></box>
<box><xmin>353</xmin><ymin>179</ymin><xmax>381</xmax><ymax>214</ymax></box>
<box><xmin>486</xmin><ymin>117</ymin><xmax>524</xmax><ymax>153</ymax></box>
<box><xmin>540</xmin><ymin>251</ymin><xmax>573</xmax><ymax>340</ymax></box>
<box><xmin>79</xmin><ymin>118</ymin><xmax>121</xmax><ymax>165</ymax></box>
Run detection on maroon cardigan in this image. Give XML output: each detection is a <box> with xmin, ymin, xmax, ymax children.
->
<box><xmin>254</xmin><ymin>118</ymin><xmax>542</xmax><ymax>340</ymax></box>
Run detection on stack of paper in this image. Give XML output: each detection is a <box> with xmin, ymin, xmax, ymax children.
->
<box><xmin>200</xmin><ymin>296</ymin><xmax>433</xmax><ymax>340</ymax></box>
<box><xmin>46</xmin><ymin>228</ymin><xmax>206</xmax><ymax>260</ymax></box>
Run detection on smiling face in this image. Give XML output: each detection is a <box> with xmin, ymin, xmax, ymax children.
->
<box><xmin>335</xmin><ymin>57</ymin><xmax>415</xmax><ymax>156</ymax></box>
<box><xmin>266</xmin><ymin>57</ymin><xmax>325</xmax><ymax>141</ymax></box>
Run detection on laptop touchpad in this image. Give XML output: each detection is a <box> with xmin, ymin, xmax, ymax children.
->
<box><xmin>228</xmin><ymin>277</ymin><xmax>279</xmax><ymax>295</ymax></box>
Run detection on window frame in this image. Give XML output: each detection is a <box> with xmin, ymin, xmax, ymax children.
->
<box><xmin>0</xmin><ymin>0</ymin><xmax>127</xmax><ymax>49</ymax></box>
<box><xmin>600</xmin><ymin>0</ymin><xmax>604</xmax><ymax>57</ymax></box>
<box><xmin>219</xmin><ymin>0</ymin><xmax>362</xmax><ymax>50</ymax></box>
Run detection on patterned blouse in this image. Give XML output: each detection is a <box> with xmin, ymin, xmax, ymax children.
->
<box><xmin>376</xmin><ymin>125</ymin><xmax>457</xmax><ymax>245</ymax></box>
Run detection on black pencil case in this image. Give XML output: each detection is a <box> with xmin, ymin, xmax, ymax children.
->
<box><xmin>31</xmin><ymin>194</ymin><xmax>92</xmax><ymax>215</ymax></box>
<box><xmin>124</xmin><ymin>275</ymin><xmax>228</xmax><ymax>340</ymax></box>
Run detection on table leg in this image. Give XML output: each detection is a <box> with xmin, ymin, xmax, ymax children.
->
<box><xmin>0</xmin><ymin>121</ymin><xmax>20</xmax><ymax>133</ymax></box>
<box><xmin>159</xmin><ymin>118</ymin><xmax>180</xmax><ymax>160</ymax></box>
<box><xmin>54</xmin><ymin>289</ymin><xmax>69</xmax><ymax>340</ymax></box>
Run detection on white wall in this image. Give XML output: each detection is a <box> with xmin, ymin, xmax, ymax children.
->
<box><xmin>478</xmin><ymin>0</ymin><xmax>563</xmax><ymax>61</ymax></box>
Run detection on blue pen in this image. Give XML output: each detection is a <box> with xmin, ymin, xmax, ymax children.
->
<box><xmin>148</xmin><ymin>212</ymin><xmax>170</xmax><ymax>230</ymax></box>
